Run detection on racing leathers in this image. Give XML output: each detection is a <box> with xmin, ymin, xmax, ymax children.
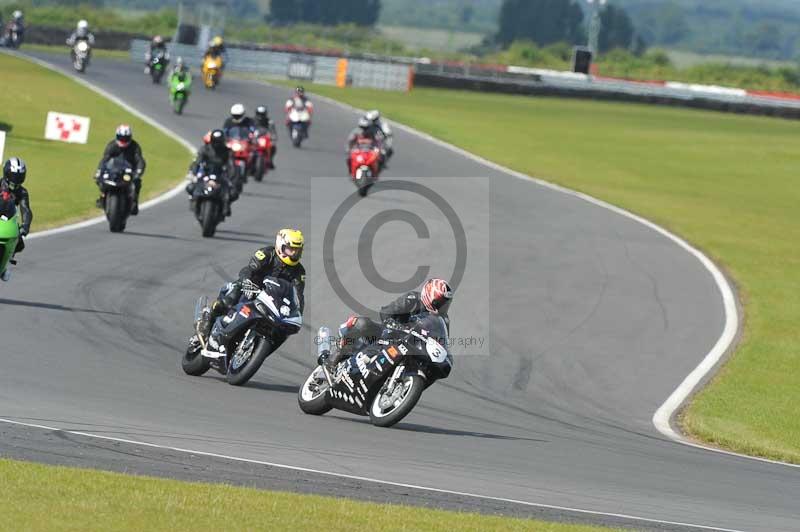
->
<box><xmin>201</xmin><ymin>246</ymin><xmax>306</xmax><ymax>353</ymax></box>
<box><xmin>0</xmin><ymin>179</ymin><xmax>32</xmax><ymax>254</ymax></box>
<box><xmin>254</xmin><ymin>116</ymin><xmax>278</xmax><ymax>169</ymax></box>
<box><xmin>331</xmin><ymin>291</ymin><xmax>450</xmax><ymax>364</ymax></box>
<box><xmin>66</xmin><ymin>30</ymin><xmax>95</xmax><ymax>47</ymax></box>
<box><xmin>95</xmin><ymin>140</ymin><xmax>146</xmax><ymax>211</ymax></box>
<box><xmin>145</xmin><ymin>42</ymin><xmax>169</xmax><ymax>73</ymax></box>
<box><xmin>223</xmin><ymin>116</ymin><xmax>256</xmax><ymax>133</ymax></box>
<box><xmin>187</xmin><ymin>142</ymin><xmax>234</xmax><ymax>215</ymax></box>
<box><xmin>346</xmin><ymin>125</ymin><xmax>384</xmax><ymax>172</ymax></box>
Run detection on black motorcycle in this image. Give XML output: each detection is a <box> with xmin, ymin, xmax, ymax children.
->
<box><xmin>298</xmin><ymin>314</ymin><xmax>452</xmax><ymax>427</ymax></box>
<box><xmin>182</xmin><ymin>277</ymin><xmax>303</xmax><ymax>386</ymax></box>
<box><xmin>99</xmin><ymin>156</ymin><xmax>136</xmax><ymax>233</ymax></box>
<box><xmin>1</xmin><ymin>22</ymin><xmax>24</xmax><ymax>49</ymax></box>
<box><xmin>188</xmin><ymin>164</ymin><xmax>226</xmax><ymax>238</ymax></box>
<box><xmin>149</xmin><ymin>50</ymin><xmax>169</xmax><ymax>84</ymax></box>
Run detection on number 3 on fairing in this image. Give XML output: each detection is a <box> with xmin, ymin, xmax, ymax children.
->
<box><xmin>426</xmin><ymin>338</ymin><xmax>447</xmax><ymax>363</ymax></box>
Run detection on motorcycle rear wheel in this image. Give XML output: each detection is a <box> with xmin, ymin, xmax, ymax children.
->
<box><xmin>298</xmin><ymin>366</ymin><xmax>333</xmax><ymax>415</ymax></box>
<box><xmin>369</xmin><ymin>374</ymin><xmax>425</xmax><ymax>428</ymax></box>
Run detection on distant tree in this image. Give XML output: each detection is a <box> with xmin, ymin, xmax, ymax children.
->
<box><xmin>598</xmin><ymin>4</ymin><xmax>637</xmax><ymax>53</ymax></box>
<box><xmin>269</xmin><ymin>0</ymin><xmax>380</xmax><ymax>26</ymax></box>
<box><xmin>496</xmin><ymin>0</ymin><xmax>585</xmax><ymax>48</ymax></box>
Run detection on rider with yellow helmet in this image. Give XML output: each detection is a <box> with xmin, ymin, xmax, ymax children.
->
<box><xmin>198</xmin><ymin>229</ymin><xmax>306</xmax><ymax>351</ymax></box>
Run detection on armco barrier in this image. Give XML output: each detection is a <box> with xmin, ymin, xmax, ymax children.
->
<box><xmin>130</xmin><ymin>39</ymin><xmax>411</xmax><ymax>91</ymax></box>
<box><xmin>414</xmin><ymin>63</ymin><xmax>800</xmax><ymax>120</ymax></box>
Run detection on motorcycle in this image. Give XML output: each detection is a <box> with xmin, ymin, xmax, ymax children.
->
<box><xmin>298</xmin><ymin>314</ymin><xmax>452</xmax><ymax>427</ymax></box>
<box><xmin>98</xmin><ymin>156</ymin><xmax>136</xmax><ymax>233</ymax></box>
<box><xmin>149</xmin><ymin>50</ymin><xmax>169</xmax><ymax>84</ymax></box>
<box><xmin>349</xmin><ymin>140</ymin><xmax>382</xmax><ymax>197</ymax></box>
<box><xmin>182</xmin><ymin>277</ymin><xmax>303</xmax><ymax>386</ymax></box>
<box><xmin>226</xmin><ymin>126</ymin><xmax>253</xmax><ymax>196</ymax></box>
<box><xmin>201</xmin><ymin>55</ymin><xmax>222</xmax><ymax>89</ymax></box>
<box><xmin>0</xmin><ymin>192</ymin><xmax>20</xmax><ymax>282</ymax></box>
<box><xmin>1</xmin><ymin>23</ymin><xmax>24</xmax><ymax>49</ymax></box>
<box><xmin>71</xmin><ymin>40</ymin><xmax>91</xmax><ymax>73</ymax></box>
<box><xmin>287</xmin><ymin>102</ymin><xmax>311</xmax><ymax>148</ymax></box>
<box><xmin>252</xmin><ymin>126</ymin><xmax>273</xmax><ymax>182</ymax></box>
<box><xmin>188</xmin><ymin>164</ymin><xmax>226</xmax><ymax>238</ymax></box>
<box><xmin>169</xmin><ymin>74</ymin><xmax>191</xmax><ymax>115</ymax></box>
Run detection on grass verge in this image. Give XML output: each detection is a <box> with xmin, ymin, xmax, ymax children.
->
<box><xmin>0</xmin><ymin>52</ymin><xmax>188</xmax><ymax>230</ymax></box>
<box><xmin>286</xmin><ymin>82</ymin><xmax>800</xmax><ymax>463</ymax></box>
<box><xmin>0</xmin><ymin>459</ymin><xmax>618</xmax><ymax>532</ymax></box>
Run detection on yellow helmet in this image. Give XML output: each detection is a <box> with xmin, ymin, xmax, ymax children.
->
<box><xmin>212</xmin><ymin>36</ymin><xmax>224</xmax><ymax>47</ymax></box>
<box><xmin>275</xmin><ymin>228</ymin><xmax>304</xmax><ymax>266</ymax></box>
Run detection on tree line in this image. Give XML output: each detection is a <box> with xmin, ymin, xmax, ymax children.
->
<box><xmin>269</xmin><ymin>0</ymin><xmax>381</xmax><ymax>26</ymax></box>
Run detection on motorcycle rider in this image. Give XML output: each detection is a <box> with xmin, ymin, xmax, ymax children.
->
<box><xmin>223</xmin><ymin>103</ymin><xmax>256</xmax><ymax>132</ymax></box>
<box><xmin>0</xmin><ymin>157</ymin><xmax>33</xmax><ymax>276</ymax></box>
<box><xmin>170</xmin><ymin>56</ymin><xmax>191</xmax><ymax>81</ymax></box>
<box><xmin>144</xmin><ymin>35</ymin><xmax>169</xmax><ymax>74</ymax></box>
<box><xmin>345</xmin><ymin>117</ymin><xmax>384</xmax><ymax>172</ymax></box>
<box><xmin>365</xmin><ymin>109</ymin><xmax>393</xmax><ymax>161</ymax></box>
<box><xmin>95</xmin><ymin>125</ymin><xmax>146</xmax><ymax>215</ymax></box>
<box><xmin>3</xmin><ymin>10</ymin><xmax>25</xmax><ymax>47</ymax></box>
<box><xmin>328</xmin><ymin>278</ymin><xmax>454</xmax><ymax>365</ymax></box>
<box><xmin>204</xmin><ymin>35</ymin><xmax>227</xmax><ymax>68</ymax></box>
<box><xmin>66</xmin><ymin>19</ymin><xmax>95</xmax><ymax>48</ymax></box>
<box><xmin>284</xmin><ymin>86</ymin><xmax>314</xmax><ymax>126</ymax></box>
<box><xmin>254</xmin><ymin>105</ymin><xmax>277</xmax><ymax>169</ymax></box>
<box><xmin>196</xmin><ymin>229</ymin><xmax>306</xmax><ymax>356</ymax></box>
<box><xmin>186</xmin><ymin>128</ymin><xmax>233</xmax><ymax>217</ymax></box>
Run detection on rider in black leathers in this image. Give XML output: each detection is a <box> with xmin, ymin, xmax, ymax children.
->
<box><xmin>95</xmin><ymin>125</ymin><xmax>146</xmax><ymax>215</ymax></box>
<box><xmin>197</xmin><ymin>229</ymin><xmax>306</xmax><ymax>357</ymax></box>
<box><xmin>1</xmin><ymin>157</ymin><xmax>33</xmax><ymax>257</ymax></box>
<box><xmin>187</xmin><ymin>129</ymin><xmax>233</xmax><ymax>216</ymax></box>
<box><xmin>329</xmin><ymin>278</ymin><xmax>454</xmax><ymax>365</ymax></box>
<box><xmin>254</xmin><ymin>105</ymin><xmax>277</xmax><ymax>169</ymax></box>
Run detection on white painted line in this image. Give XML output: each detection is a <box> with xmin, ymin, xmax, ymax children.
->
<box><xmin>294</xmin><ymin>88</ymin><xmax>800</xmax><ymax>469</ymax></box>
<box><xmin>0</xmin><ymin>416</ymin><xmax>746</xmax><ymax>532</ymax></box>
<box><xmin>0</xmin><ymin>50</ymin><xmax>194</xmax><ymax>240</ymax></box>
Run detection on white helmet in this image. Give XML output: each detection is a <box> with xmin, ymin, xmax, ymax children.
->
<box><xmin>230</xmin><ymin>103</ymin><xmax>246</xmax><ymax>120</ymax></box>
<box><xmin>365</xmin><ymin>110</ymin><xmax>381</xmax><ymax>122</ymax></box>
<box><xmin>77</xmin><ymin>20</ymin><xmax>89</xmax><ymax>31</ymax></box>
<box><xmin>12</xmin><ymin>10</ymin><xmax>22</xmax><ymax>20</ymax></box>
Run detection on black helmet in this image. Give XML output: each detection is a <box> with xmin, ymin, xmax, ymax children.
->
<box><xmin>3</xmin><ymin>157</ymin><xmax>26</xmax><ymax>188</ymax></box>
<box><xmin>209</xmin><ymin>129</ymin><xmax>226</xmax><ymax>149</ymax></box>
<box><xmin>295</xmin><ymin>86</ymin><xmax>305</xmax><ymax>97</ymax></box>
<box><xmin>255</xmin><ymin>105</ymin><xmax>268</xmax><ymax>118</ymax></box>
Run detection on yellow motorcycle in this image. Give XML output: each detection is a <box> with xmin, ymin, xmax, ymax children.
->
<box><xmin>202</xmin><ymin>54</ymin><xmax>223</xmax><ymax>89</ymax></box>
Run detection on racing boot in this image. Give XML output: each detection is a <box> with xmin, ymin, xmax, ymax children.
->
<box><xmin>1</xmin><ymin>269</ymin><xmax>10</xmax><ymax>282</ymax></box>
<box><xmin>95</xmin><ymin>194</ymin><xmax>104</xmax><ymax>209</ymax></box>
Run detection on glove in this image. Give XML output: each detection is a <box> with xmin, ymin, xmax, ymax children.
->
<box><xmin>19</xmin><ymin>227</ymin><xmax>28</xmax><ymax>237</ymax></box>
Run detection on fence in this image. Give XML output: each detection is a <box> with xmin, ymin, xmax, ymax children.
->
<box><xmin>130</xmin><ymin>39</ymin><xmax>412</xmax><ymax>92</ymax></box>
<box><xmin>414</xmin><ymin>62</ymin><xmax>800</xmax><ymax>119</ymax></box>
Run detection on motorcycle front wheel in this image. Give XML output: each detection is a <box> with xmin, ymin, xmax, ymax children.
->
<box><xmin>298</xmin><ymin>366</ymin><xmax>333</xmax><ymax>415</ymax></box>
<box><xmin>369</xmin><ymin>374</ymin><xmax>425</xmax><ymax>428</ymax></box>
<box><xmin>226</xmin><ymin>330</ymin><xmax>272</xmax><ymax>386</ymax></box>
<box><xmin>182</xmin><ymin>342</ymin><xmax>211</xmax><ymax>376</ymax></box>
<box><xmin>105</xmin><ymin>192</ymin><xmax>127</xmax><ymax>233</ymax></box>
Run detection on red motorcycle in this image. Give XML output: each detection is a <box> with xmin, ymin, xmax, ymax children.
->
<box><xmin>349</xmin><ymin>139</ymin><xmax>382</xmax><ymax>197</ymax></box>
<box><xmin>252</xmin><ymin>127</ymin><xmax>273</xmax><ymax>182</ymax></box>
<box><xmin>226</xmin><ymin>126</ymin><xmax>254</xmax><ymax>196</ymax></box>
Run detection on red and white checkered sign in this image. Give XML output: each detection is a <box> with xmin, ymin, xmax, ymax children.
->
<box><xmin>44</xmin><ymin>112</ymin><xmax>90</xmax><ymax>144</ymax></box>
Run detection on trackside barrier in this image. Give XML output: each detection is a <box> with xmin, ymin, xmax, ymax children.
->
<box><xmin>413</xmin><ymin>62</ymin><xmax>800</xmax><ymax>119</ymax></box>
<box><xmin>130</xmin><ymin>39</ymin><xmax>412</xmax><ymax>91</ymax></box>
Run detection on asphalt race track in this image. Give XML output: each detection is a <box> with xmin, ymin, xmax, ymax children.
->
<box><xmin>1</xmin><ymin>52</ymin><xmax>798</xmax><ymax>531</ymax></box>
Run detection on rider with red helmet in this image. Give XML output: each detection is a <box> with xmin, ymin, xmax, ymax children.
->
<box><xmin>95</xmin><ymin>124</ymin><xmax>146</xmax><ymax>214</ymax></box>
<box><xmin>329</xmin><ymin>278</ymin><xmax>454</xmax><ymax>364</ymax></box>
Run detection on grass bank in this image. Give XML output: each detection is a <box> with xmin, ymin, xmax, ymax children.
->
<box><xmin>0</xmin><ymin>459</ymin><xmax>618</xmax><ymax>532</ymax></box>
<box><xmin>291</xmin><ymin>82</ymin><xmax>800</xmax><ymax>463</ymax></box>
<box><xmin>0</xmin><ymin>52</ymin><xmax>188</xmax><ymax>230</ymax></box>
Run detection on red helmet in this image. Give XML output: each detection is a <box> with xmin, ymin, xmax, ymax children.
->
<box><xmin>421</xmin><ymin>278</ymin><xmax>453</xmax><ymax>314</ymax></box>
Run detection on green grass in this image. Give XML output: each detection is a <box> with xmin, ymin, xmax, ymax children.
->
<box><xmin>290</xmin><ymin>82</ymin><xmax>800</xmax><ymax>463</ymax></box>
<box><xmin>0</xmin><ymin>459</ymin><xmax>618</xmax><ymax>532</ymax></box>
<box><xmin>0</xmin><ymin>52</ymin><xmax>189</xmax><ymax>230</ymax></box>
